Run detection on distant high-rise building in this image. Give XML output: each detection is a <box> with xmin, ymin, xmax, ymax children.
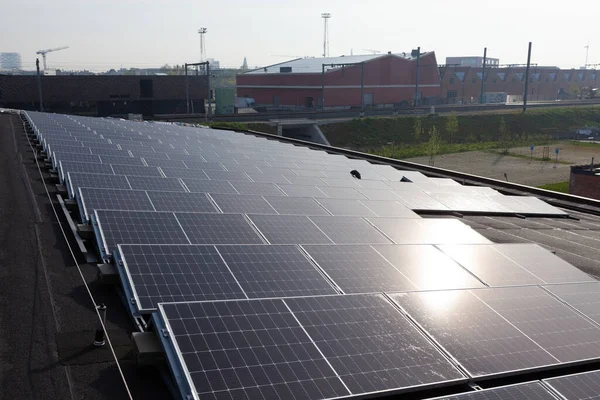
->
<box><xmin>241</xmin><ymin>57</ymin><xmax>248</xmax><ymax>71</ymax></box>
<box><xmin>0</xmin><ymin>53</ymin><xmax>22</xmax><ymax>71</ymax></box>
<box><xmin>206</xmin><ymin>58</ymin><xmax>220</xmax><ymax>70</ymax></box>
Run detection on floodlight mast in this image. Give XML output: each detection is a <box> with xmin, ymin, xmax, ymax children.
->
<box><xmin>321</xmin><ymin>13</ymin><xmax>331</xmax><ymax>57</ymax></box>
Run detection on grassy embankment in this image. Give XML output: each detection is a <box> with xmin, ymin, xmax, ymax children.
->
<box><xmin>537</xmin><ymin>182</ymin><xmax>570</xmax><ymax>193</ymax></box>
<box><xmin>319</xmin><ymin>106</ymin><xmax>600</xmax><ymax>159</ymax></box>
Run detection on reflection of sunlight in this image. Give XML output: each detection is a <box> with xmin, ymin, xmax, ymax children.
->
<box><xmin>417</xmin><ymin>262</ymin><xmax>472</xmax><ymax>290</ymax></box>
<box><xmin>421</xmin><ymin>290</ymin><xmax>462</xmax><ymax>314</ymax></box>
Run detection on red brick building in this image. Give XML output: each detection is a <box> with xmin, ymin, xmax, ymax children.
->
<box><xmin>439</xmin><ymin>66</ymin><xmax>599</xmax><ymax>104</ymax></box>
<box><xmin>569</xmin><ymin>164</ymin><xmax>600</xmax><ymax>200</ymax></box>
<box><xmin>236</xmin><ymin>52</ymin><xmax>441</xmax><ymax>109</ymax></box>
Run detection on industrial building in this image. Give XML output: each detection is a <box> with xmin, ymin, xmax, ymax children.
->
<box><xmin>236</xmin><ymin>52</ymin><xmax>441</xmax><ymax>109</ymax></box>
<box><xmin>439</xmin><ymin>65</ymin><xmax>599</xmax><ymax>103</ymax></box>
<box><xmin>570</xmin><ymin>163</ymin><xmax>600</xmax><ymax>200</ymax></box>
<box><xmin>0</xmin><ymin>74</ymin><xmax>208</xmax><ymax>116</ymax></box>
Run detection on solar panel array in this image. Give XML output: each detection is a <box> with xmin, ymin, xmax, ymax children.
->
<box><xmin>25</xmin><ymin>110</ymin><xmax>600</xmax><ymax>400</ymax></box>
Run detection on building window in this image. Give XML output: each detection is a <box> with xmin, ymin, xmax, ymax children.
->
<box><xmin>447</xmin><ymin>90</ymin><xmax>457</xmax><ymax>99</ymax></box>
<box><xmin>471</xmin><ymin>78</ymin><xmax>476</xmax><ymax>83</ymax></box>
<box><xmin>449</xmin><ymin>78</ymin><xmax>455</xmax><ymax>84</ymax></box>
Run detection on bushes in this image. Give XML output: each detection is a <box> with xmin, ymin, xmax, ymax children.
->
<box><xmin>321</xmin><ymin>106</ymin><xmax>600</xmax><ymax>149</ymax></box>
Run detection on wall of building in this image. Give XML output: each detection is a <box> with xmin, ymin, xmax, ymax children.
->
<box><xmin>570</xmin><ymin>167</ymin><xmax>600</xmax><ymax>199</ymax></box>
<box><xmin>440</xmin><ymin>67</ymin><xmax>599</xmax><ymax>103</ymax></box>
<box><xmin>0</xmin><ymin>75</ymin><xmax>208</xmax><ymax>116</ymax></box>
<box><xmin>236</xmin><ymin>53</ymin><xmax>441</xmax><ymax>108</ymax></box>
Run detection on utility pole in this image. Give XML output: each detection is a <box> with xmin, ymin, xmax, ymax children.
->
<box><xmin>36</xmin><ymin>58</ymin><xmax>44</xmax><ymax>112</ymax></box>
<box><xmin>413</xmin><ymin>47</ymin><xmax>421</xmax><ymax>107</ymax></box>
<box><xmin>321</xmin><ymin>13</ymin><xmax>331</xmax><ymax>57</ymax></box>
<box><xmin>360</xmin><ymin>62</ymin><xmax>365</xmax><ymax>114</ymax></box>
<box><xmin>321</xmin><ymin>64</ymin><xmax>325</xmax><ymax>110</ymax></box>
<box><xmin>585</xmin><ymin>42</ymin><xmax>590</xmax><ymax>67</ymax></box>
<box><xmin>523</xmin><ymin>42</ymin><xmax>532</xmax><ymax>113</ymax></box>
<box><xmin>480</xmin><ymin>47</ymin><xmax>487</xmax><ymax>104</ymax></box>
<box><xmin>185</xmin><ymin>63</ymin><xmax>189</xmax><ymax>114</ymax></box>
<box><xmin>206</xmin><ymin>61</ymin><xmax>211</xmax><ymax>122</ymax></box>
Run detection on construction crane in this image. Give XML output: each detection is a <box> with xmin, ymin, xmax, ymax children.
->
<box><xmin>363</xmin><ymin>49</ymin><xmax>381</xmax><ymax>54</ymax></box>
<box><xmin>36</xmin><ymin>46</ymin><xmax>69</xmax><ymax>70</ymax></box>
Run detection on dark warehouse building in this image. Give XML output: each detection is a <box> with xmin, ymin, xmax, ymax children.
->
<box><xmin>0</xmin><ymin>75</ymin><xmax>208</xmax><ymax>117</ymax></box>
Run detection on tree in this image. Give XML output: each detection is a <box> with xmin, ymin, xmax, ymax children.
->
<box><xmin>413</xmin><ymin>117</ymin><xmax>423</xmax><ymax>142</ymax></box>
<box><xmin>427</xmin><ymin>126</ymin><xmax>442</xmax><ymax>166</ymax></box>
<box><xmin>445</xmin><ymin>112</ymin><xmax>459</xmax><ymax>143</ymax></box>
<box><xmin>498</xmin><ymin>117</ymin><xmax>512</xmax><ymax>154</ymax></box>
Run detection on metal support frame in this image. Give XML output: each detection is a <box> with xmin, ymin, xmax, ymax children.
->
<box><xmin>320</xmin><ymin>61</ymin><xmax>366</xmax><ymax>113</ymax></box>
<box><xmin>414</xmin><ymin>47</ymin><xmax>421</xmax><ymax>107</ymax></box>
<box><xmin>36</xmin><ymin>58</ymin><xmax>44</xmax><ymax>112</ymax></box>
<box><xmin>523</xmin><ymin>42</ymin><xmax>533</xmax><ymax>112</ymax></box>
<box><xmin>184</xmin><ymin>61</ymin><xmax>211</xmax><ymax>120</ymax></box>
<box><xmin>480</xmin><ymin>47</ymin><xmax>487</xmax><ymax>104</ymax></box>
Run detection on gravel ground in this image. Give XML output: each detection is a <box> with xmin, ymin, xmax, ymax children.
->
<box><xmin>405</xmin><ymin>142</ymin><xmax>600</xmax><ymax>187</ymax></box>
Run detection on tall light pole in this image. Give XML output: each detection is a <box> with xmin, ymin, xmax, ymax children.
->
<box><xmin>321</xmin><ymin>13</ymin><xmax>331</xmax><ymax>57</ymax></box>
<box><xmin>198</xmin><ymin>28</ymin><xmax>207</xmax><ymax>63</ymax></box>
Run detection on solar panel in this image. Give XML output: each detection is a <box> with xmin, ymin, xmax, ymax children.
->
<box><xmin>437</xmin><ymin>244</ymin><xmax>546</xmax><ymax>286</ymax></box>
<box><xmin>359</xmin><ymin>200</ymin><xmax>420</xmax><ymax>218</ymax></box>
<box><xmin>263</xmin><ymin>196</ymin><xmax>330</xmax><ymax>216</ymax></box>
<box><xmin>99</xmin><ymin>154</ymin><xmax>145</xmax><ymax>166</ymax></box>
<box><xmin>247</xmin><ymin>214</ymin><xmax>333</xmax><ymax>245</ymax></box>
<box><xmin>146</xmin><ymin>191</ymin><xmax>217</xmax><ymax>213</ymax></box>
<box><xmin>288</xmin><ymin>294</ymin><xmax>467</xmax><ymax>395</ymax></box>
<box><xmin>389</xmin><ymin>289</ymin><xmax>559</xmax><ymax>378</ymax></box>
<box><xmin>309</xmin><ymin>216</ymin><xmax>391</xmax><ymax>244</ymax></box>
<box><xmin>394</xmin><ymin>190</ymin><xmax>450</xmax><ymax>210</ymax></box>
<box><xmin>474</xmin><ymin>286</ymin><xmax>600</xmax><ymax>363</ymax></box>
<box><xmin>181</xmin><ymin>178</ymin><xmax>238</xmax><ymax>194</ymax></box>
<box><xmin>78</xmin><ymin>188</ymin><xmax>154</xmax><ymax>222</ymax></box>
<box><xmin>59</xmin><ymin>161</ymin><xmax>114</xmax><ymax>182</ymax></box>
<box><xmin>374</xmin><ymin>245</ymin><xmax>485</xmax><ymax>290</ymax></box>
<box><xmin>291</xmin><ymin>168</ymin><xmax>328</xmax><ymax>177</ymax></box>
<box><xmin>158</xmin><ymin>299</ymin><xmax>351</xmax><ymax>400</ymax></box>
<box><xmin>205</xmin><ymin>170</ymin><xmax>251</xmax><ymax>182</ymax></box>
<box><xmin>67</xmin><ymin>172</ymin><xmax>131</xmax><ymax>198</ymax></box>
<box><xmin>143</xmin><ymin>159</ymin><xmax>187</xmax><ymax>168</ymax></box>
<box><xmin>158</xmin><ymin>167</ymin><xmax>209</xmax><ymax>180</ymax></box>
<box><xmin>118</xmin><ymin>244</ymin><xmax>245</xmax><ymax>312</ymax></box>
<box><xmin>284</xmin><ymin>176</ymin><xmax>329</xmax><ymax>186</ymax></box>
<box><xmin>316</xmin><ymin>186</ymin><xmax>368</xmax><ymax>200</ymax></box>
<box><xmin>357</xmin><ymin>188</ymin><xmax>402</xmax><ymax>201</ymax></box>
<box><xmin>94</xmin><ymin>210</ymin><xmax>190</xmax><ymax>256</ymax></box>
<box><xmin>427</xmin><ymin>382</ymin><xmax>557</xmax><ymax>400</ymax></box>
<box><xmin>543</xmin><ymin>282</ymin><xmax>600</xmax><ymax>325</ymax></box>
<box><xmin>110</xmin><ymin>164</ymin><xmax>163</xmax><ymax>177</ymax></box>
<box><xmin>229</xmin><ymin>181</ymin><xmax>285</xmax><ymax>196</ymax></box>
<box><xmin>367</xmin><ymin>218</ymin><xmax>491</xmax><ymax>245</ymax></box>
<box><xmin>302</xmin><ymin>245</ymin><xmax>417</xmax><ymax>293</ymax></box>
<box><xmin>209</xmin><ymin>194</ymin><xmax>276</xmax><ymax>214</ymax></box>
<box><xmin>216</xmin><ymin>245</ymin><xmax>338</xmax><ymax>298</ymax></box>
<box><xmin>176</xmin><ymin>213</ymin><xmax>265</xmax><ymax>245</ymax></box>
<box><xmin>315</xmin><ymin>198</ymin><xmax>377</xmax><ymax>217</ymax></box>
<box><xmin>491</xmin><ymin>244</ymin><xmax>594</xmax><ymax>284</ymax></box>
<box><xmin>52</xmin><ymin>152</ymin><xmax>101</xmax><ymax>168</ymax></box>
<box><xmin>126</xmin><ymin>176</ymin><xmax>186</xmax><ymax>192</ymax></box>
<box><xmin>277</xmin><ymin>184</ymin><xmax>328</xmax><ymax>198</ymax></box>
<box><xmin>544</xmin><ymin>370</ymin><xmax>600</xmax><ymax>400</ymax></box>
<box><xmin>246</xmin><ymin>172</ymin><xmax>292</xmax><ymax>185</ymax></box>
<box><xmin>319</xmin><ymin>177</ymin><xmax>361</xmax><ymax>188</ymax></box>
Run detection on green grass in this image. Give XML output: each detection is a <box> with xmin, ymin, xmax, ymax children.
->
<box><xmin>537</xmin><ymin>181</ymin><xmax>570</xmax><ymax>193</ymax></box>
<box><xmin>371</xmin><ymin>141</ymin><xmax>501</xmax><ymax>159</ymax></box>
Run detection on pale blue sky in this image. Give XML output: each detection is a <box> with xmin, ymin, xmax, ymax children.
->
<box><xmin>2</xmin><ymin>0</ymin><xmax>597</xmax><ymax>71</ymax></box>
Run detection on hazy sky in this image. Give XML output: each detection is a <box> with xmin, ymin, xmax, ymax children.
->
<box><xmin>2</xmin><ymin>0</ymin><xmax>598</xmax><ymax>71</ymax></box>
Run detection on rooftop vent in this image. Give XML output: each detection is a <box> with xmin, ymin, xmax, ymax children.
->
<box><xmin>280</xmin><ymin>66</ymin><xmax>292</xmax><ymax>73</ymax></box>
